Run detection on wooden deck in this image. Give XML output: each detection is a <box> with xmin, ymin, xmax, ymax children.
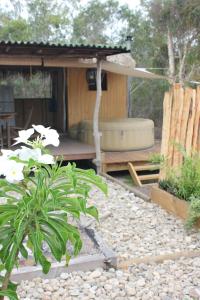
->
<box><xmin>5</xmin><ymin>137</ymin><xmax>160</xmax><ymax>169</ymax></box>
<box><xmin>49</xmin><ymin>137</ymin><xmax>96</xmax><ymax>161</ymax></box>
<box><xmin>101</xmin><ymin>140</ymin><xmax>161</xmax><ymax>173</ymax></box>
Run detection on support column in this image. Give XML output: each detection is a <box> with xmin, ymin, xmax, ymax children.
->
<box><xmin>93</xmin><ymin>59</ymin><xmax>102</xmax><ymax>174</ymax></box>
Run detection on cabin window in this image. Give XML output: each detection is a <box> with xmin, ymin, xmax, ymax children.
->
<box><xmin>86</xmin><ymin>69</ymin><xmax>107</xmax><ymax>91</ymax></box>
<box><xmin>0</xmin><ymin>71</ymin><xmax>52</xmax><ymax>99</ymax></box>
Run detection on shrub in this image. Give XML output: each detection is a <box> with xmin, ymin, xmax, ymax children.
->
<box><xmin>159</xmin><ymin>153</ymin><xmax>200</xmax><ymax>201</ymax></box>
<box><xmin>0</xmin><ymin>125</ymin><xmax>107</xmax><ymax>300</ymax></box>
<box><xmin>159</xmin><ymin>150</ymin><xmax>200</xmax><ymax>228</ymax></box>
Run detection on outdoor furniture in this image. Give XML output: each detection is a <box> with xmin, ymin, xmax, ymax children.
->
<box><xmin>10</xmin><ymin>106</ymin><xmax>33</xmax><ymax>138</ymax></box>
<box><xmin>0</xmin><ymin>112</ymin><xmax>16</xmax><ymax>148</ymax></box>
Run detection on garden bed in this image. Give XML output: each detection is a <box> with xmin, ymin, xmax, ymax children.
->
<box><xmin>11</xmin><ymin>228</ymin><xmax>116</xmax><ymax>282</ymax></box>
<box><xmin>151</xmin><ymin>185</ymin><xmax>200</xmax><ymax>227</ymax></box>
<box><xmin>0</xmin><ymin>199</ymin><xmax>115</xmax><ymax>282</ymax></box>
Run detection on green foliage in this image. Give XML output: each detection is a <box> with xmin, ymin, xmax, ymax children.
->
<box><xmin>72</xmin><ymin>0</ymin><xmax>121</xmax><ymax>45</ymax></box>
<box><xmin>186</xmin><ymin>196</ymin><xmax>200</xmax><ymax>229</ymax></box>
<box><xmin>0</xmin><ymin>72</ymin><xmax>52</xmax><ymax>99</ymax></box>
<box><xmin>159</xmin><ymin>150</ymin><xmax>200</xmax><ymax>228</ymax></box>
<box><xmin>0</xmin><ymin>163</ymin><xmax>107</xmax><ymax>274</ymax></box>
<box><xmin>149</xmin><ymin>153</ymin><xmax>165</xmax><ymax>165</ymax></box>
<box><xmin>26</xmin><ymin>0</ymin><xmax>72</xmax><ymax>42</ymax></box>
<box><xmin>140</xmin><ymin>0</ymin><xmax>200</xmax><ymax>82</ymax></box>
<box><xmin>168</xmin><ymin>154</ymin><xmax>200</xmax><ymax>201</ymax></box>
<box><xmin>160</xmin><ymin>152</ymin><xmax>200</xmax><ymax>201</ymax></box>
<box><xmin>0</xmin><ymin>18</ymin><xmax>30</xmax><ymax>42</ymax></box>
<box><xmin>0</xmin><ymin>127</ymin><xmax>107</xmax><ymax>300</ymax></box>
<box><xmin>130</xmin><ymin>79</ymin><xmax>169</xmax><ymax>132</ymax></box>
<box><xmin>0</xmin><ymin>276</ymin><xmax>18</xmax><ymax>300</ymax></box>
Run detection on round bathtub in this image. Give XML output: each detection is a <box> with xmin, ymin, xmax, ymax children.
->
<box><xmin>80</xmin><ymin>118</ymin><xmax>155</xmax><ymax>151</ymax></box>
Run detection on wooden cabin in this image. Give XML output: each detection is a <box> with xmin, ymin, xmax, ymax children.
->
<box><xmin>0</xmin><ymin>41</ymin><xmax>161</xmax><ymax>172</ymax></box>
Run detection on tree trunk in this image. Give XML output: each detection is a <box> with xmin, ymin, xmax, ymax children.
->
<box><xmin>167</xmin><ymin>27</ymin><xmax>175</xmax><ymax>84</ymax></box>
<box><xmin>93</xmin><ymin>59</ymin><xmax>102</xmax><ymax>174</ymax></box>
<box><xmin>0</xmin><ymin>270</ymin><xmax>12</xmax><ymax>300</ymax></box>
<box><xmin>178</xmin><ymin>43</ymin><xmax>187</xmax><ymax>85</ymax></box>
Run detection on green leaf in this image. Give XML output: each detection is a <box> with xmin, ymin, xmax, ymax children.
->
<box><xmin>39</xmin><ymin>255</ymin><xmax>51</xmax><ymax>274</ymax></box>
<box><xmin>0</xmin><ymin>211</ymin><xmax>16</xmax><ymax>226</ymax></box>
<box><xmin>5</xmin><ymin>243</ymin><xmax>19</xmax><ymax>272</ymax></box>
<box><xmin>19</xmin><ymin>244</ymin><xmax>28</xmax><ymax>259</ymax></box>
<box><xmin>0</xmin><ymin>264</ymin><xmax>5</xmax><ymax>272</ymax></box>
<box><xmin>86</xmin><ymin>206</ymin><xmax>99</xmax><ymax>221</ymax></box>
<box><xmin>0</xmin><ymin>289</ymin><xmax>19</xmax><ymax>300</ymax></box>
<box><xmin>43</xmin><ymin>233</ymin><xmax>63</xmax><ymax>262</ymax></box>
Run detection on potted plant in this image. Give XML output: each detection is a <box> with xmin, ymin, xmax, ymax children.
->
<box><xmin>151</xmin><ymin>150</ymin><xmax>200</xmax><ymax>228</ymax></box>
<box><xmin>0</xmin><ymin>125</ymin><xmax>107</xmax><ymax>300</ymax></box>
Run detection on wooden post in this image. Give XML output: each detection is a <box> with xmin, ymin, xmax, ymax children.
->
<box><xmin>63</xmin><ymin>67</ymin><xmax>67</xmax><ymax>133</ymax></box>
<box><xmin>93</xmin><ymin>59</ymin><xmax>102</xmax><ymax>173</ymax></box>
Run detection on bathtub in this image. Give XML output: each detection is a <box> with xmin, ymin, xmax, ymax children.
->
<box><xmin>79</xmin><ymin>118</ymin><xmax>155</xmax><ymax>151</ymax></box>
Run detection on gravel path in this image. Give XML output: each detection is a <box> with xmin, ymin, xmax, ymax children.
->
<box><xmin>17</xmin><ymin>258</ymin><xmax>200</xmax><ymax>300</ymax></box>
<box><xmin>88</xmin><ymin>180</ymin><xmax>200</xmax><ymax>262</ymax></box>
<box><xmin>17</xmin><ymin>179</ymin><xmax>200</xmax><ymax>299</ymax></box>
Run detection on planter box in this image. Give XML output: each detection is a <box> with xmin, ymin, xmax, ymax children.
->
<box><xmin>151</xmin><ymin>186</ymin><xmax>200</xmax><ymax>227</ymax></box>
<box><xmin>151</xmin><ymin>186</ymin><xmax>188</xmax><ymax>219</ymax></box>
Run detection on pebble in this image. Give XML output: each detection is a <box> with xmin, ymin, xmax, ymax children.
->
<box><xmin>17</xmin><ymin>180</ymin><xmax>200</xmax><ymax>299</ymax></box>
<box><xmin>88</xmin><ymin>269</ymin><xmax>102</xmax><ymax>279</ymax></box>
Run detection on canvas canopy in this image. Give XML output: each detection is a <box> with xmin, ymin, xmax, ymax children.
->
<box><xmin>69</xmin><ymin>54</ymin><xmax>166</xmax><ymax>80</ymax></box>
<box><xmin>45</xmin><ymin>55</ymin><xmax>166</xmax><ymax>80</ymax></box>
<box><xmin>102</xmin><ymin>62</ymin><xmax>166</xmax><ymax>79</ymax></box>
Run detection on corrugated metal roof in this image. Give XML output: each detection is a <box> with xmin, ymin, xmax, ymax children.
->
<box><xmin>0</xmin><ymin>40</ymin><xmax>128</xmax><ymax>52</ymax></box>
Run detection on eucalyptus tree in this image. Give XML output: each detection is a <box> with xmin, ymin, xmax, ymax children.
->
<box><xmin>26</xmin><ymin>0</ymin><xmax>78</xmax><ymax>43</ymax></box>
<box><xmin>141</xmin><ymin>0</ymin><xmax>200</xmax><ymax>84</ymax></box>
<box><xmin>71</xmin><ymin>0</ymin><xmax>122</xmax><ymax>45</ymax></box>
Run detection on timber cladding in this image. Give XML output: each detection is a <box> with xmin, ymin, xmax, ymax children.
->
<box><xmin>67</xmin><ymin>68</ymin><xmax>127</xmax><ymax>128</ymax></box>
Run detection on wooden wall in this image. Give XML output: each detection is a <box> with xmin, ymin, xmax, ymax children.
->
<box><xmin>67</xmin><ymin>68</ymin><xmax>127</xmax><ymax>128</ymax></box>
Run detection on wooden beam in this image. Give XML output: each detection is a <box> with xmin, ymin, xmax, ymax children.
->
<box><xmin>0</xmin><ymin>55</ymin><xmax>42</xmax><ymax>66</ymax></box>
<box><xmin>93</xmin><ymin>59</ymin><xmax>102</xmax><ymax>173</ymax></box>
<box><xmin>0</xmin><ymin>55</ymin><xmax>97</xmax><ymax>68</ymax></box>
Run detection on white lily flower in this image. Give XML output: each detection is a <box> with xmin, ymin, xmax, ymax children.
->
<box><xmin>0</xmin><ymin>158</ymin><xmax>25</xmax><ymax>183</ymax></box>
<box><xmin>37</xmin><ymin>154</ymin><xmax>55</xmax><ymax>164</ymax></box>
<box><xmin>14</xmin><ymin>128</ymin><xmax>34</xmax><ymax>145</ymax></box>
<box><xmin>32</xmin><ymin>124</ymin><xmax>50</xmax><ymax>136</ymax></box>
<box><xmin>5</xmin><ymin>160</ymin><xmax>25</xmax><ymax>183</ymax></box>
<box><xmin>1</xmin><ymin>149</ymin><xmax>17</xmax><ymax>158</ymax></box>
<box><xmin>32</xmin><ymin>124</ymin><xmax>59</xmax><ymax>147</ymax></box>
<box><xmin>18</xmin><ymin>146</ymin><xmax>41</xmax><ymax>161</ymax></box>
<box><xmin>42</xmin><ymin>129</ymin><xmax>60</xmax><ymax>147</ymax></box>
<box><xmin>17</xmin><ymin>146</ymin><xmax>54</xmax><ymax>165</ymax></box>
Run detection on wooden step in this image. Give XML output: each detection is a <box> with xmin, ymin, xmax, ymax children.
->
<box><xmin>128</xmin><ymin>162</ymin><xmax>160</xmax><ymax>186</ymax></box>
<box><xmin>138</xmin><ymin>173</ymin><xmax>160</xmax><ymax>181</ymax></box>
<box><xmin>134</xmin><ymin>164</ymin><xmax>160</xmax><ymax>171</ymax></box>
<box><xmin>128</xmin><ymin>162</ymin><xmax>142</xmax><ymax>187</ymax></box>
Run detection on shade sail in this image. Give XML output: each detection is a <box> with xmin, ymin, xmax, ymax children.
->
<box><xmin>44</xmin><ymin>58</ymin><xmax>166</xmax><ymax>80</ymax></box>
<box><xmin>102</xmin><ymin>61</ymin><xmax>166</xmax><ymax>79</ymax></box>
<box><xmin>106</xmin><ymin>53</ymin><xmax>136</xmax><ymax>68</ymax></box>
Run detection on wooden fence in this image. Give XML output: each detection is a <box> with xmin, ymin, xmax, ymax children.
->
<box><xmin>161</xmin><ymin>84</ymin><xmax>200</xmax><ymax>173</ymax></box>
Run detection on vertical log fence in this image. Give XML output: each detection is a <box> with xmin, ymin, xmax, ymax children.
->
<box><xmin>161</xmin><ymin>84</ymin><xmax>200</xmax><ymax>177</ymax></box>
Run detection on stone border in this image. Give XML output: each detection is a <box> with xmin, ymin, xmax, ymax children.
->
<box><xmin>118</xmin><ymin>250</ymin><xmax>200</xmax><ymax>269</ymax></box>
<box><xmin>85</xmin><ymin>228</ymin><xmax>117</xmax><ymax>269</ymax></box>
<box><xmin>11</xmin><ymin>229</ymin><xmax>117</xmax><ymax>283</ymax></box>
<box><xmin>100</xmin><ymin>172</ymin><xmax>150</xmax><ymax>202</ymax></box>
